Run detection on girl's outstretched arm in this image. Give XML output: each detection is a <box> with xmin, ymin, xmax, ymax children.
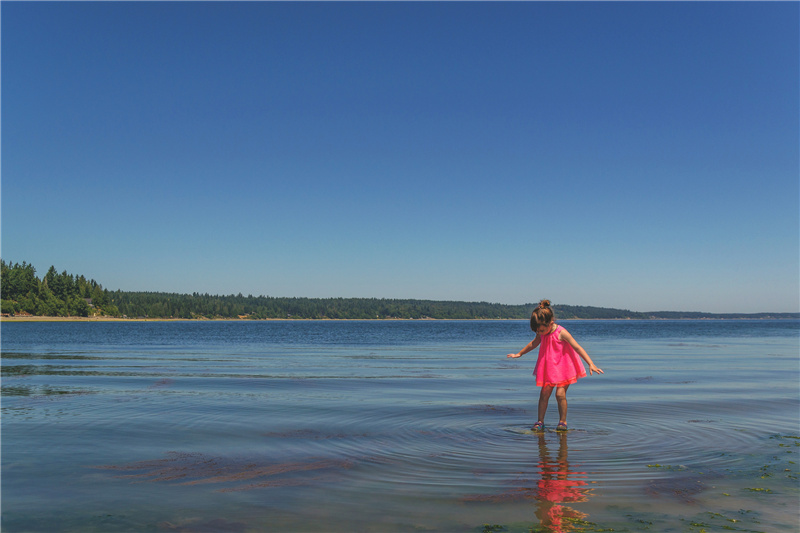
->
<box><xmin>507</xmin><ymin>335</ymin><xmax>541</xmax><ymax>358</ymax></box>
<box><xmin>560</xmin><ymin>329</ymin><xmax>604</xmax><ymax>375</ymax></box>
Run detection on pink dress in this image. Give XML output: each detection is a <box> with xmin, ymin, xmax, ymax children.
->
<box><xmin>533</xmin><ymin>325</ymin><xmax>587</xmax><ymax>387</ymax></box>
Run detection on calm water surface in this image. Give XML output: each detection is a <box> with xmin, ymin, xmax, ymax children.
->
<box><xmin>2</xmin><ymin>320</ymin><xmax>798</xmax><ymax>532</ymax></box>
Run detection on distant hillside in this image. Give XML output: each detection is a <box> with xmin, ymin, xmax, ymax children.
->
<box><xmin>540</xmin><ymin>305</ymin><xmax>798</xmax><ymax>321</ymax></box>
<box><xmin>636</xmin><ymin>310</ymin><xmax>800</xmax><ymax>320</ymax></box>
<box><xmin>2</xmin><ymin>260</ymin><xmax>798</xmax><ymax>320</ymax></box>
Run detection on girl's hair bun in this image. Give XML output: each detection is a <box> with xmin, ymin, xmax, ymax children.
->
<box><xmin>530</xmin><ymin>299</ymin><xmax>554</xmax><ymax>331</ymax></box>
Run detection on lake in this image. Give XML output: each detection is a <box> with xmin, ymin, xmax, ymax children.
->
<box><xmin>2</xmin><ymin>320</ymin><xmax>798</xmax><ymax>532</ymax></box>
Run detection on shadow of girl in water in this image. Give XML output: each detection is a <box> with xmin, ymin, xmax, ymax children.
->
<box><xmin>533</xmin><ymin>431</ymin><xmax>592</xmax><ymax>533</ymax></box>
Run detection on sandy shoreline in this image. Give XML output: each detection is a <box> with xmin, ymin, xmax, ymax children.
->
<box><xmin>1</xmin><ymin>316</ymin><xmax>198</xmax><ymax>322</ymax></box>
<box><xmin>2</xmin><ymin>315</ymin><xmax>793</xmax><ymax>323</ymax></box>
<box><xmin>0</xmin><ymin>316</ymin><xmax>465</xmax><ymax>322</ymax></box>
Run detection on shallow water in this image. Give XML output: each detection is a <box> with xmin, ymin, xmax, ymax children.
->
<box><xmin>2</xmin><ymin>320</ymin><xmax>798</xmax><ymax>532</ymax></box>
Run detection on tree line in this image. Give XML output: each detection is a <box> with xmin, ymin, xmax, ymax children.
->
<box><xmin>1</xmin><ymin>260</ymin><xmax>119</xmax><ymax>317</ymax></box>
<box><xmin>2</xmin><ymin>261</ymin><xmax>797</xmax><ymax>320</ymax></box>
<box><xmin>106</xmin><ymin>292</ymin><xmax>539</xmax><ymax>320</ymax></box>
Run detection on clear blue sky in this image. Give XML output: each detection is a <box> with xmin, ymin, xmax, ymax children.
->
<box><xmin>2</xmin><ymin>2</ymin><xmax>798</xmax><ymax>313</ymax></box>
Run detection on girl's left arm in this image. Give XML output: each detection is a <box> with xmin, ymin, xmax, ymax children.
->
<box><xmin>560</xmin><ymin>329</ymin><xmax>604</xmax><ymax>375</ymax></box>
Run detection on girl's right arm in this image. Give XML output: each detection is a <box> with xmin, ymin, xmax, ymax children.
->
<box><xmin>507</xmin><ymin>335</ymin><xmax>541</xmax><ymax>358</ymax></box>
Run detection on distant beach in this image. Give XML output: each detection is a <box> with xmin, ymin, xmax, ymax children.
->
<box><xmin>1</xmin><ymin>315</ymin><xmax>188</xmax><ymax>322</ymax></box>
<box><xmin>2</xmin><ymin>315</ymin><xmax>797</xmax><ymax>323</ymax></box>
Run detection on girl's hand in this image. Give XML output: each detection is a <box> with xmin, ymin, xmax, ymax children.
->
<box><xmin>507</xmin><ymin>353</ymin><xmax>521</xmax><ymax>358</ymax></box>
<box><xmin>588</xmin><ymin>364</ymin><xmax>604</xmax><ymax>375</ymax></box>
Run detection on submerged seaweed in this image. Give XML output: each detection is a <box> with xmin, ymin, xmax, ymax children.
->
<box><xmin>92</xmin><ymin>451</ymin><xmax>355</xmax><ymax>493</ymax></box>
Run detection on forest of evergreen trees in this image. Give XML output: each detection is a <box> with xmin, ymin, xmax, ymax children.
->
<box><xmin>1</xmin><ymin>260</ymin><xmax>118</xmax><ymax>317</ymax></box>
<box><xmin>2</xmin><ymin>261</ymin><xmax>797</xmax><ymax>320</ymax></box>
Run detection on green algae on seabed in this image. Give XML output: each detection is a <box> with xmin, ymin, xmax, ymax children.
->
<box><xmin>638</xmin><ymin>434</ymin><xmax>798</xmax><ymax>531</ymax></box>
<box><xmin>503</xmin><ymin>508</ymin><xmax>771</xmax><ymax>533</ymax></box>
<box><xmin>472</xmin><ymin>434</ymin><xmax>799</xmax><ymax>533</ymax></box>
<box><xmin>646</xmin><ymin>463</ymin><xmax>689</xmax><ymax>470</ymax></box>
<box><xmin>680</xmin><ymin>510</ymin><xmax>766</xmax><ymax>533</ymax></box>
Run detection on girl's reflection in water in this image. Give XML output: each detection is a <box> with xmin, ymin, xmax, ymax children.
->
<box><xmin>462</xmin><ymin>431</ymin><xmax>593</xmax><ymax>531</ymax></box>
<box><xmin>533</xmin><ymin>432</ymin><xmax>591</xmax><ymax>532</ymax></box>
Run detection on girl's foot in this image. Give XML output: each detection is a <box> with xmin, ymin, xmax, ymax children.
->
<box><xmin>556</xmin><ymin>422</ymin><xmax>568</xmax><ymax>432</ymax></box>
<box><xmin>532</xmin><ymin>421</ymin><xmax>545</xmax><ymax>432</ymax></box>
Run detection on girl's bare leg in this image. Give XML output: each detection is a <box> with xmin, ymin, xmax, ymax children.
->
<box><xmin>538</xmin><ymin>385</ymin><xmax>554</xmax><ymax>422</ymax></box>
<box><xmin>555</xmin><ymin>385</ymin><xmax>569</xmax><ymax>424</ymax></box>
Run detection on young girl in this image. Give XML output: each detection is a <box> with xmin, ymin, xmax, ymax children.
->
<box><xmin>507</xmin><ymin>300</ymin><xmax>603</xmax><ymax>431</ymax></box>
